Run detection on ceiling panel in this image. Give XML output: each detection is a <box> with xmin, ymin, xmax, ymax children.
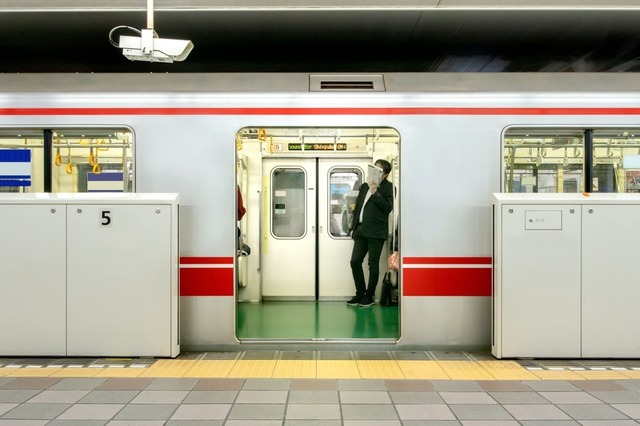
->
<box><xmin>1</xmin><ymin>5</ymin><xmax>639</xmax><ymax>72</ymax></box>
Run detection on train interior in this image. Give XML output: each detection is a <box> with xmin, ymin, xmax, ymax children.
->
<box><xmin>235</xmin><ymin>127</ymin><xmax>400</xmax><ymax>342</ymax></box>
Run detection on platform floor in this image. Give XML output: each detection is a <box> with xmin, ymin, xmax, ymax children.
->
<box><xmin>1</xmin><ymin>351</ymin><xmax>640</xmax><ymax>424</ymax></box>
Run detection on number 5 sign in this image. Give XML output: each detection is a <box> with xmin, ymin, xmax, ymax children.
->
<box><xmin>101</xmin><ymin>210</ymin><xmax>112</xmax><ymax>227</ymax></box>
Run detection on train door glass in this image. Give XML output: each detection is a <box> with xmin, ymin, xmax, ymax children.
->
<box><xmin>261</xmin><ymin>158</ymin><xmax>316</xmax><ymax>299</ymax></box>
<box><xmin>327</xmin><ymin>168</ymin><xmax>361</xmax><ymax>238</ymax></box>
<box><xmin>0</xmin><ymin>128</ymin><xmax>133</xmax><ymax>193</ymax></box>
<box><xmin>317</xmin><ymin>159</ymin><xmax>368</xmax><ymax>300</ymax></box>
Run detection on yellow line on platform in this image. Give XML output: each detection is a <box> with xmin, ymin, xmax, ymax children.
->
<box><xmin>0</xmin><ymin>360</ymin><xmax>638</xmax><ymax>380</ymax></box>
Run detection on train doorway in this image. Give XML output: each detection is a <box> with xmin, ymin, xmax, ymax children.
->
<box><xmin>260</xmin><ymin>157</ymin><xmax>369</xmax><ymax>300</ymax></box>
<box><xmin>236</xmin><ymin>127</ymin><xmax>399</xmax><ymax>341</ymax></box>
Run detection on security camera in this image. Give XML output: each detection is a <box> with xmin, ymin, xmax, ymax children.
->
<box><xmin>117</xmin><ymin>29</ymin><xmax>193</xmax><ymax>63</ymax></box>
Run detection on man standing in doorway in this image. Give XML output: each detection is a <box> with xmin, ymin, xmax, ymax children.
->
<box><xmin>347</xmin><ymin>159</ymin><xmax>394</xmax><ymax>307</ymax></box>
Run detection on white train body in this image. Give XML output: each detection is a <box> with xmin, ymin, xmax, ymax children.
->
<box><xmin>2</xmin><ymin>73</ymin><xmax>640</xmax><ymax>351</ymax></box>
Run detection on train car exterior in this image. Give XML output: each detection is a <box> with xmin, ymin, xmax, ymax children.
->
<box><xmin>2</xmin><ymin>73</ymin><xmax>640</xmax><ymax>353</ymax></box>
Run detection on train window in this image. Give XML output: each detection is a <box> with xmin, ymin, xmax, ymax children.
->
<box><xmin>504</xmin><ymin>130</ymin><xmax>584</xmax><ymax>193</ymax></box>
<box><xmin>592</xmin><ymin>130</ymin><xmax>640</xmax><ymax>193</ymax></box>
<box><xmin>0</xmin><ymin>130</ymin><xmax>44</xmax><ymax>192</ymax></box>
<box><xmin>0</xmin><ymin>129</ymin><xmax>133</xmax><ymax>193</ymax></box>
<box><xmin>271</xmin><ymin>167</ymin><xmax>306</xmax><ymax>238</ymax></box>
<box><xmin>504</xmin><ymin>128</ymin><xmax>640</xmax><ymax>193</ymax></box>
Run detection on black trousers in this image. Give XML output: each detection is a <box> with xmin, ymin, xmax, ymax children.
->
<box><xmin>349</xmin><ymin>228</ymin><xmax>386</xmax><ymax>297</ymax></box>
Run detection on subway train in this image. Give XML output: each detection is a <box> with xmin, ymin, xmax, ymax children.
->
<box><xmin>2</xmin><ymin>72</ymin><xmax>640</xmax><ymax>353</ymax></box>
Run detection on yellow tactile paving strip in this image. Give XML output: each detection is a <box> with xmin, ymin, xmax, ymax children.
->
<box><xmin>1</xmin><ymin>358</ymin><xmax>639</xmax><ymax>380</ymax></box>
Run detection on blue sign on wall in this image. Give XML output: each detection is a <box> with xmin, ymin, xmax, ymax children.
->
<box><xmin>0</xmin><ymin>149</ymin><xmax>31</xmax><ymax>187</ymax></box>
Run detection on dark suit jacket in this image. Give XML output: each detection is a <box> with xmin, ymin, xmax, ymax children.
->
<box><xmin>350</xmin><ymin>178</ymin><xmax>394</xmax><ymax>240</ymax></box>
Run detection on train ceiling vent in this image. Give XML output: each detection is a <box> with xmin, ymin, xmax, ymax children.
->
<box><xmin>309</xmin><ymin>75</ymin><xmax>385</xmax><ymax>92</ymax></box>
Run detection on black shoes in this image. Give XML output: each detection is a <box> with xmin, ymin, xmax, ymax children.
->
<box><xmin>346</xmin><ymin>295</ymin><xmax>362</xmax><ymax>306</ymax></box>
<box><xmin>358</xmin><ymin>295</ymin><xmax>374</xmax><ymax>307</ymax></box>
<box><xmin>347</xmin><ymin>294</ymin><xmax>375</xmax><ymax>307</ymax></box>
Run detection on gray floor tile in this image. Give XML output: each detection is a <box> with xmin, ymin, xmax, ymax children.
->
<box><xmin>26</xmin><ymin>389</ymin><xmax>91</xmax><ymax>403</ymax></box>
<box><xmin>489</xmin><ymin>391</ymin><xmax>551</xmax><ymax>404</ymax></box>
<box><xmin>49</xmin><ymin>420</ymin><xmax>107</xmax><ymax>425</ymax></box>
<box><xmin>130</xmin><ymin>390</ymin><xmax>188</xmax><ymax>404</ymax></box>
<box><xmin>79</xmin><ymin>390</ymin><xmax>139</xmax><ymax>404</ymax></box>
<box><xmin>286</xmin><ymin>421</ymin><xmax>343</xmax><ymax>426</ymax></box>
<box><xmin>1</xmin><ymin>402</ymin><xmax>71</xmax><ymax>420</ymax></box>
<box><xmin>518</xmin><ymin>420</ymin><xmax>579</xmax><ymax>425</ymax></box>
<box><xmin>431</xmin><ymin>381</ymin><xmax>485</xmax><ymax>392</ymax></box>
<box><xmin>56</xmin><ymin>403</ymin><xmax>124</xmax><ymax>420</ymax></box>
<box><xmin>590</xmin><ymin>391</ymin><xmax>640</xmax><ymax>404</ymax></box>
<box><xmin>338</xmin><ymin>379</ymin><xmax>387</xmax><ymax>391</ymax></box>
<box><xmin>343</xmin><ymin>421</ymin><xmax>402</xmax><ymax>426</ymax></box>
<box><xmin>449</xmin><ymin>404</ymin><xmax>514</xmax><ymax>420</ymax></box>
<box><xmin>579</xmin><ymin>421</ymin><xmax>640</xmax><ymax>426</ymax></box>
<box><xmin>182</xmin><ymin>390</ymin><xmax>238</xmax><ymax>403</ymax></box>
<box><xmin>166</xmin><ymin>421</ymin><xmax>223</xmax><ymax>426</ymax></box>
<box><xmin>227</xmin><ymin>403</ymin><xmax>285</xmax><ymax>420</ymax></box>
<box><xmin>389</xmin><ymin>390</ymin><xmax>445</xmax><ymax>404</ymax></box>
<box><xmin>113</xmin><ymin>403</ymin><xmax>177</xmax><ymax>420</ymax></box>
<box><xmin>385</xmin><ymin>379</ymin><xmax>436</xmax><ymax>392</ymax></box>
<box><xmin>611</xmin><ymin>403</ymin><xmax>640</xmax><ymax>419</ymax></box>
<box><xmin>50</xmin><ymin>378</ymin><xmax>106</xmax><ymax>390</ymax></box>
<box><xmin>478</xmin><ymin>381</ymin><xmax>534</xmax><ymax>392</ymax></box>
<box><xmin>288</xmin><ymin>390</ymin><xmax>339</xmax><ymax>403</ymax></box>
<box><xmin>235</xmin><ymin>390</ymin><xmax>288</xmax><ymax>403</ymax></box>
<box><xmin>341</xmin><ymin>403</ymin><xmax>398</xmax><ymax>420</ymax></box>
<box><xmin>0</xmin><ymin>420</ymin><xmax>49</xmax><ymax>425</ymax></box>
<box><xmin>339</xmin><ymin>390</ymin><xmax>392</xmax><ymax>404</ymax></box>
<box><xmin>0</xmin><ymin>378</ymin><xmax>60</xmax><ymax>390</ymax></box>
<box><xmin>503</xmin><ymin>404</ymin><xmax>573</xmax><ymax>421</ymax></box>
<box><xmin>395</xmin><ymin>403</ymin><xmax>457</xmax><ymax>421</ymax></box>
<box><xmin>439</xmin><ymin>391</ymin><xmax>497</xmax><ymax>405</ymax></box>
<box><xmin>286</xmin><ymin>403</ymin><xmax>342</xmax><ymax>420</ymax></box>
<box><xmin>290</xmin><ymin>379</ymin><xmax>337</xmax><ymax>390</ymax></box>
<box><xmin>570</xmin><ymin>381</ymin><xmax>629</xmax><ymax>392</ymax></box>
<box><xmin>522</xmin><ymin>381</ymin><xmax>582</xmax><ymax>392</ymax></box>
<box><xmin>558</xmin><ymin>403</ymin><xmax>632</xmax><ymax>420</ymax></box>
<box><xmin>242</xmin><ymin>379</ymin><xmax>291</xmax><ymax>390</ymax></box>
<box><xmin>0</xmin><ymin>404</ymin><xmax>17</xmax><ymax>416</ymax></box>
<box><xmin>97</xmin><ymin>378</ymin><xmax>153</xmax><ymax>390</ymax></box>
<box><xmin>539</xmin><ymin>391</ymin><xmax>603</xmax><ymax>404</ymax></box>
<box><xmin>144</xmin><ymin>379</ymin><xmax>198</xmax><ymax>391</ymax></box>
<box><xmin>615</xmin><ymin>381</ymin><xmax>640</xmax><ymax>391</ymax></box>
<box><xmin>192</xmin><ymin>378</ymin><xmax>244</xmax><ymax>391</ymax></box>
<box><xmin>0</xmin><ymin>390</ymin><xmax>40</xmax><ymax>403</ymax></box>
<box><xmin>169</xmin><ymin>403</ymin><xmax>231</xmax><ymax>420</ymax></box>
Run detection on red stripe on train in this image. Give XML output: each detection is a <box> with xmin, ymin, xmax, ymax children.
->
<box><xmin>403</xmin><ymin>267</ymin><xmax>492</xmax><ymax>297</ymax></box>
<box><xmin>3</xmin><ymin>107</ymin><xmax>640</xmax><ymax>116</ymax></box>
<box><xmin>179</xmin><ymin>257</ymin><xmax>234</xmax><ymax>296</ymax></box>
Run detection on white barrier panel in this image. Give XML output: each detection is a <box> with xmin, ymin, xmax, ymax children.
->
<box><xmin>0</xmin><ymin>193</ymin><xmax>180</xmax><ymax>358</ymax></box>
<box><xmin>493</xmin><ymin>193</ymin><xmax>640</xmax><ymax>359</ymax></box>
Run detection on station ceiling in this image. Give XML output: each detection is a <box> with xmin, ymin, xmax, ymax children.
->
<box><xmin>2</xmin><ymin>1</ymin><xmax>640</xmax><ymax>73</ymax></box>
